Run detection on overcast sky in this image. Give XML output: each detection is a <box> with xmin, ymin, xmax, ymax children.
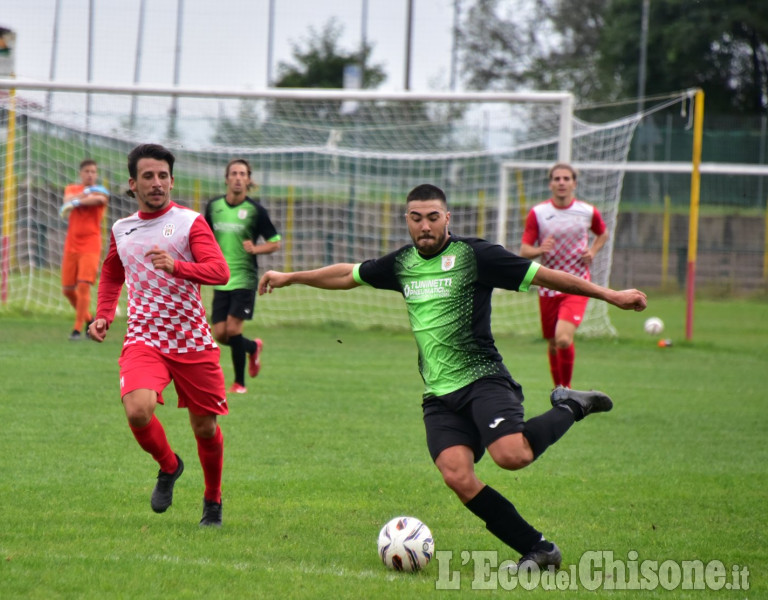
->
<box><xmin>1</xmin><ymin>0</ymin><xmax>458</xmax><ymax>92</ymax></box>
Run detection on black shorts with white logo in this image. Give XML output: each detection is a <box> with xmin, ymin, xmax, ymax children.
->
<box><xmin>422</xmin><ymin>375</ymin><xmax>526</xmax><ymax>463</ymax></box>
<box><xmin>212</xmin><ymin>288</ymin><xmax>257</xmax><ymax>323</ymax></box>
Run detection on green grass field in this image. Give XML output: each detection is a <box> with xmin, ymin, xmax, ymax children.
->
<box><xmin>1</xmin><ymin>295</ymin><xmax>766</xmax><ymax>599</ymax></box>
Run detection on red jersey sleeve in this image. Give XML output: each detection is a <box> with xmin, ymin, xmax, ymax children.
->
<box><xmin>591</xmin><ymin>207</ymin><xmax>607</xmax><ymax>235</ymax></box>
<box><xmin>521</xmin><ymin>209</ymin><xmax>540</xmax><ymax>245</ymax></box>
<box><xmin>172</xmin><ymin>215</ymin><xmax>230</xmax><ymax>286</ymax></box>
<box><xmin>96</xmin><ymin>232</ymin><xmax>125</xmax><ymax>324</ymax></box>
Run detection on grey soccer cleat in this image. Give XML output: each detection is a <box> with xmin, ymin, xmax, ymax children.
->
<box><xmin>517</xmin><ymin>541</ymin><xmax>562</xmax><ymax>571</ymax></box>
<box><xmin>150</xmin><ymin>454</ymin><xmax>184</xmax><ymax>513</ymax></box>
<box><xmin>550</xmin><ymin>386</ymin><xmax>613</xmax><ymax>421</ymax></box>
<box><xmin>199</xmin><ymin>498</ymin><xmax>223</xmax><ymax>528</ymax></box>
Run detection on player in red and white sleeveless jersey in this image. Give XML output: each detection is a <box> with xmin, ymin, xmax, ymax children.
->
<box><xmin>89</xmin><ymin>144</ymin><xmax>230</xmax><ymax>527</ymax></box>
<box><xmin>520</xmin><ymin>163</ymin><xmax>609</xmax><ymax>389</ymax></box>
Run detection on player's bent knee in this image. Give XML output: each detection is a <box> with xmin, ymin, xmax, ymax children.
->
<box><xmin>439</xmin><ymin>468</ymin><xmax>475</xmax><ymax>495</ymax></box>
<box><xmin>122</xmin><ymin>391</ymin><xmax>155</xmax><ymax>427</ymax></box>
<box><xmin>124</xmin><ymin>408</ymin><xmax>152</xmax><ymax>428</ymax></box>
<box><xmin>190</xmin><ymin>415</ymin><xmax>217</xmax><ymax>438</ymax></box>
<box><xmin>490</xmin><ymin>447</ymin><xmax>534</xmax><ymax>471</ymax></box>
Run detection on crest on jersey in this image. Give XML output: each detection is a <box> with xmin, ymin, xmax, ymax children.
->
<box><xmin>163</xmin><ymin>223</ymin><xmax>175</xmax><ymax>238</ymax></box>
<box><xmin>441</xmin><ymin>255</ymin><xmax>456</xmax><ymax>271</ymax></box>
<box><xmin>238</xmin><ymin>209</ymin><xmax>248</xmax><ymax>220</ymax></box>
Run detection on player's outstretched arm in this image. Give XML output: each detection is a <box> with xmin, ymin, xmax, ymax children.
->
<box><xmin>259</xmin><ymin>263</ymin><xmax>359</xmax><ymax>295</ymax></box>
<box><xmin>532</xmin><ymin>266</ymin><xmax>647</xmax><ymax>311</ymax></box>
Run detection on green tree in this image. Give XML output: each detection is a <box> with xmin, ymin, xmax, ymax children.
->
<box><xmin>275</xmin><ymin>18</ymin><xmax>386</xmax><ymax>89</ymax></box>
<box><xmin>458</xmin><ymin>0</ymin><xmax>768</xmax><ymax>114</ymax></box>
<box><xmin>599</xmin><ymin>0</ymin><xmax>768</xmax><ymax>113</ymax></box>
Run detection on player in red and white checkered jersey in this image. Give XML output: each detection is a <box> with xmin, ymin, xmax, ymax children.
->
<box><xmin>89</xmin><ymin>144</ymin><xmax>230</xmax><ymax>527</ymax></box>
<box><xmin>520</xmin><ymin>163</ymin><xmax>609</xmax><ymax>389</ymax></box>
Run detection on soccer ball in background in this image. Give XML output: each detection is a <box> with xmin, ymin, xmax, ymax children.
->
<box><xmin>644</xmin><ymin>317</ymin><xmax>664</xmax><ymax>335</ymax></box>
<box><xmin>377</xmin><ymin>516</ymin><xmax>434</xmax><ymax>572</ymax></box>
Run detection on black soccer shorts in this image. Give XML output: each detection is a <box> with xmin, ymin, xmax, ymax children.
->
<box><xmin>211</xmin><ymin>288</ymin><xmax>257</xmax><ymax>323</ymax></box>
<box><xmin>422</xmin><ymin>376</ymin><xmax>526</xmax><ymax>463</ymax></box>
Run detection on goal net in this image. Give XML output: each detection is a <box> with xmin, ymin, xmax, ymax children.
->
<box><xmin>0</xmin><ymin>82</ymin><xmax>658</xmax><ymax>335</ymax></box>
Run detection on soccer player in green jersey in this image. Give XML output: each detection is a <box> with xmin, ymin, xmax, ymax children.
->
<box><xmin>258</xmin><ymin>184</ymin><xmax>647</xmax><ymax>571</ymax></box>
<box><xmin>205</xmin><ymin>159</ymin><xmax>281</xmax><ymax>394</ymax></box>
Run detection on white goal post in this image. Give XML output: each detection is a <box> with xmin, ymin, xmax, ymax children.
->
<box><xmin>0</xmin><ymin>78</ymin><xmax>669</xmax><ymax>337</ymax></box>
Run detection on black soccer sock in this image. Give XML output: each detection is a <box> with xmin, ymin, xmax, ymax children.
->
<box><xmin>242</xmin><ymin>336</ymin><xmax>257</xmax><ymax>355</ymax></box>
<box><xmin>464</xmin><ymin>485</ymin><xmax>542</xmax><ymax>555</ymax></box>
<box><xmin>522</xmin><ymin>406</ymin><xmax>576</xmax><ymax>459</ymax></box>
<box><xmin>229</xmin><ymin>334</ymin><xmax>246</xmax><ymax>385</ymax></box>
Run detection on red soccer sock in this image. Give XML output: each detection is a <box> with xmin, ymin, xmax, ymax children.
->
<box><xmin>557</xmin><ymin>344</ymin><xmax>575</xmax><ymax>389</ymax></box>
<box><xmin>196</xmin><ymin>425</ymin><xmax>224</xmax><ymax>504</ymax></box>
<box><xmin>129</xmin><ymin>414</ymin><xmax>178</xmax><ymax>473</ymax></box>
<box><xmin>547</xmin><ymin>350</ymin><xmax>561</xmax><ymax>387</ymax></box>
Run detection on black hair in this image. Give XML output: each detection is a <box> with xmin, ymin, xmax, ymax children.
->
<box><xmin>127</xmin><ymin>144</ymin><xmax>176</xmax><ymax>179</ymax></box>
<box><xmin>406</xmin><ymin>183</ymin><xmax>447</xmax><ymax>205</ymax></box>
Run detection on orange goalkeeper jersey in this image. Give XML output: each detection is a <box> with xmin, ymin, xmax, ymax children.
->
<box><xmin>63</xmin><ymin>183</ymin><xmax>107</xmax><ymax>254</ymax></box>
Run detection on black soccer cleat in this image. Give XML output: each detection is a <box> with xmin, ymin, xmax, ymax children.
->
<box><xmin>517</xmin><ymin>540</ymin><xmax>562</xmax><ymax>571</ymax></box>
<box><xmin>199</xmin><ymin>498</ymin><xmax>223</xmax><ymax>528</ymax></box>
<box><xmin>151</xmin><ymin>454</ymin><xmax>184</xmax><ymax>513</ymax></box>
<box><xmin>550</xmin><ymin>386</ymin><xmax>613</xmax><ymax>421</ymax></box>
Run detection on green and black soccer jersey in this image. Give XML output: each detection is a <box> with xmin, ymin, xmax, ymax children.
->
<box><xmin>353</xmin><ymin>236</ymin><xmax>539</xmax><ymax>399</ymax></box>
<box><xmin>205</xmin><ymin>196</ymin><xmax>281</xmax><ymax>291</ymax></box>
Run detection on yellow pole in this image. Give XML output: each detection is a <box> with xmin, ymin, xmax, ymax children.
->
<box><xmin>1</xmin><ymin>88</ymin><xmax>17</xmax><ymax>303</ymax></box>
<box><xmin>285</xmin><ymin>186</ymin><xmax>294</xmax><ymax>272</ymax></box>
<box><xmin>661</xmin><ymin>194</ymin><xmax>671</xmax><ymax>286</ymax></box>
<box><xmin>515</xmin><ymin>169</ymin><xmax>527</xmax><ymax>219</ymax></box>
<box><xmin>685</xmin><ymin>89</ymin><xmax>704</xmax><ymax>341</ymax></box>
<box><xmin>476</xmin><ymin>190</ymin><xmax>486</xmax><ymax>238</ymax></box>
<box><xmin>193</xmin><ymin>179</ymin><xmax>201</xmax><ymax>213</ymax></box>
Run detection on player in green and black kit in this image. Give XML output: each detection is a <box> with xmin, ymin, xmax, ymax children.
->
<box><xmin>258</xmin><ymin>184</ymin><xmax>647</xmax><ymax>571</ymax></box>
<box><xmin>205</xmin><ymin>159</ymin><xmax>281</xmax><ymax>394</ymax></box>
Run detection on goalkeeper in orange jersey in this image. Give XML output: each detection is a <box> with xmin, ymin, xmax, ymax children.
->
<box><xmin>60</xmin><ymin>159</ymin><xmax>109</xmax><ymax>340</ymax></box>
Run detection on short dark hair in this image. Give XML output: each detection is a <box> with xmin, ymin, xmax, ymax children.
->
<box><xmin>406</xmin><ymin>183</ymin><xmax>447</xmax><ymax>205</ymax></box>
<box><xmin>79</xmin><ymin>159</ymin><xmax>97</xmax><ymax>170</ymax></box>
<box><xmin>127</xmin><ymin>144</ymin><xmax>176</xmax><ymax>179</ymax></box>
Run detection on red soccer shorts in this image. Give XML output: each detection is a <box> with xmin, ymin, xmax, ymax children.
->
<box><xmin>118</xmin><ymin>343</ymin><xmax>228</xmax><ymax>415</ymax></box>
<box><xmin>538</xmin><ymin>293</ymin><xmax>589</xmax><ymax>339</ymax></box>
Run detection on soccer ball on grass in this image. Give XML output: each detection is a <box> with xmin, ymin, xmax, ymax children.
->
<box><xmin>377</xmin><ymin>516</ymin><xmax>434</xmax><ymax>572</ymax></box>
<box><xmin>644</xmin><ymin>317</ymin><xmax>664</xmax><ymax>336</ymax></box>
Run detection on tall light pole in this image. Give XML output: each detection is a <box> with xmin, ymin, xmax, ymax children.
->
<box><xmin>168</xmin><ymin>0</ymin><xmax>185</xmax><ymax>138</ymax></box>
<box><xmin>360</xmin><ymin>0</ymin><xmax>369</xmax><ymax>82</ymax></box>
<box><xmin>637</xmin><ymin>0</ymin><xmax>650</xmax><ymax>113</ymax></box>
<box><xmin>404</xmin><ymin>0</ymin><xmax>413</xmax><ymax>90</ymax></box>
<box><xmin>450</xmin><ymin>0</ymin><xmax>460</xmax><ymax>91</ymax></box>
<box><xmin>85</xmin><ymin>0</ymin><xmax>94</xmax><ymax>131</ymax></box>
<box><xmin>129</xmin><ymin>0</ymin><xmax>147</xmax><ymax>130</ymax></box>
<box><xmin>46</xmin><ymin>0</ymin><xmax>62</xmax><ymax>113</ymax></box>
<box><xmin>266</xmin><ymin>0</ymin><xmax>275</xmax><ymax>85</ymax></box>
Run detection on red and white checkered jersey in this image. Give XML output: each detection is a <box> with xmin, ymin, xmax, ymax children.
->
<box><xmin>521</xmin><ymin>199</ymin><xmax>606</xmax><ymax>297</ymax></box>
<box><xmin>96</xmin><ymin>202</ymin><xmax>229</xmax><ymax>353</ymax></box>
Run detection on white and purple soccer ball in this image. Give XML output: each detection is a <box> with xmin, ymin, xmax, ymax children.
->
<box><xmin>377</xmin><ymin>516</ymin><xmax>434</xmax><ymax>572</ymax></box>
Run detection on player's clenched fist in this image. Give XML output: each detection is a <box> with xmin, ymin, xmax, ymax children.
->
<box><xmin>258</xmin><ymin>270</ymin><xmax>290</xmax><ymax>294</ymax></box>
<box><xmin>88</xmin><ymin>318</ymin><xmax>109</xmax><ymax>342</ymax></box>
